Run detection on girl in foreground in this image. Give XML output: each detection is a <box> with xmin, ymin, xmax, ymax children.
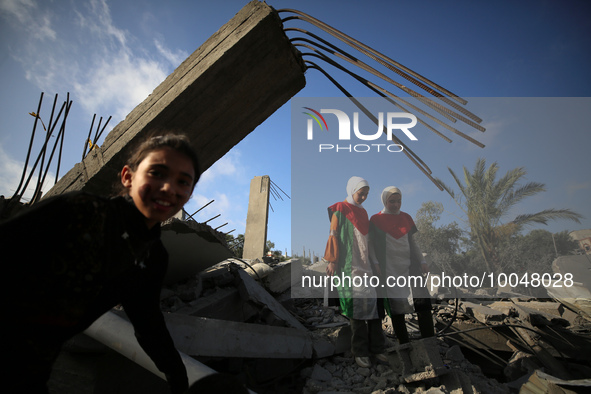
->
<box><xmin>370</xmin><ymin>186</ymin><xmax>434</xmax><ymax>344</ymax></box>
<box><xmin>0</xmin><ymin>134</ymin><xmax>199</xmax><ymax>393</ymax></box>
<box><xmin>323</xmin><ymin>176</ymin><xmax>387</xmax><ymax>368</ymax></box>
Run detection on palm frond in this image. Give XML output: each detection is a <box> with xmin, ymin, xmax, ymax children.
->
<box><xmin>512</xmin><ymin>208</ymin><xmax>584</xmax><ymax>227</ymax></box>
<box><xmin>498</xmin><ymin>181</ymin><xmax>546</xmax><ymax>215</ymax></box>
<box><xmin>441</xmin><ymin>158</ymin><xmax>584</xmax><ymax>273</ymax></box>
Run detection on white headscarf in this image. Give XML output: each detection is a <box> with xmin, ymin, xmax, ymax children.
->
<box><xmin>381</xmin><ymin>186</ymin><xmax>401</xmax><ymax>214</ymax></box>
<box><xmin>345</xmin><ymin>176</ymin><xmax>369</xmax><ymax>206</ymax></box>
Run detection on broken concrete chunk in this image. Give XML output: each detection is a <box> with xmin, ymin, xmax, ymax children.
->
<box><xmin>310</xmin><ymin>364</ymin><xmax>332</xmax><ymax>382</ymax></box>
<box><xmin>461</xmin><ymin>301</ymin><xmax>506</xmax><ymax>324</ymax></box>
<box><xmin>263</xmin><ymin>259</ymin><xmax>303</xmax><ymax>294</ymax></box>
<box><xmin>444</xmin><ymin>345</ymin><xmax>465</xmax><ymax>362</ymax></box>
<box><xmin>163</xmin><ymin>313</ymin><xmax>313</xmax><ymax>359</ymax></box>
<box><xmin>244</xmin><ymin>262</ymin><xmax>274</xmax><ymax>280</ymax></box>
<box><xmin>512</xmin><ymin>302</ymin><xmax>570</xmax><ymax>327</ymax></box>
<box><xmin>391</xmin><ymin>337</ymin><xmax>448</xmax><ymax>383</ymax></box>
<box><xmin>161</xmin><ymin>218</ymin><xmax>234</xmax><ymax>285</ymax></box>
<box><xmin>236</xmin><ymin>265</ymin><xmax>307</xmax><ymax>330</ymax></box>
<box><xmin>521</xmin><ymin>369</ymin><xmax>591</xmax><ymax>394</ymax></box>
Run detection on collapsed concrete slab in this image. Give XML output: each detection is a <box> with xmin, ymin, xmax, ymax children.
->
<box><xmin>510</xmin><ymin>302</ymin><xmax>570</xmax><ymax>327</ymax></box>
<box><xmin>174</xmin><ymin>286</ymin><xmax>259</xmax><ymax>322</ymax></box>
<box><xmin>161</xmin><ymin>218</ymin><xmax>234</xmax><ymax>285</ymax></box>
<box><xmin>521</xmin><ymin>369</ymin><xmax>591</xmax><ymax>393</ymax></box>
<box><xmin>243</xmin><ymin>259</ymin><xmax>304</xmax><ymax>295</ymax></box>
<box><xmin>164</xmin><ymin>313</ymin><xmax>314</xmax><ymax>359</ymax></box>
<box><xmin>446</xmin><ymin>320</ymin><xmax>513</xmax><ymax>352</ymax></box>
<box><xmin>236</xmin><ymin>267</ymin><xmax>307</xmax><ymax>330</ymax></box>
<box><xmin>461</xmin><ymin>301</ymin><xmax>506</xmax><ymax>324</ymax></box>
<box><xmin>44</xmin><ymin>0</ymin><xmax>305</xmax><ymax>198</ymax></box>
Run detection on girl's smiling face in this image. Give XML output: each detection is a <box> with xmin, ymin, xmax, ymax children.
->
<box><xmin>121</xmin><ymin>147</ymin><xmax>195</xmax><ymax>228</ymax></box>
<box><xmin>353</xmin><ymin>186</ymin><xmax>370</xmax><ymax>205</ymax></box>
<box><xmin>385</xmin><ymin>193</ymin><xmax>402</xmax><ymax>213</ymax></box>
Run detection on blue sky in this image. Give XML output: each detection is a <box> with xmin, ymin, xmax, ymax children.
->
<box><xmin>1</xmin><ymin>0</ymin><xmax>590</xmax><ymax>258</ymax></box>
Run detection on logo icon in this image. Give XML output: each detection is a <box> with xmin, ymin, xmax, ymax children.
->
<box><xmin>303</xmin><ymin>107</ymin><xmax>328</xmax><ymax>139</ymax></box>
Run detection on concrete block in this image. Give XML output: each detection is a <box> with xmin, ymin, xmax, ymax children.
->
<box><xmin>487</xmin><ymin>301</ymin><xmax>516</xmax><ymax>316</ymax></box>
<box><xmin>264</xmin><ymin>259</ymin><xmax>303</xmax><ymax>294</ymax></box>
<box><xmin>328</xmin><ymin>325</ymin><xmax>352</xmax><ymax>354</ymax></box>
<box><xmin>310</xmin><ymin>365</ymin><xmax>332</xmax><ymax>382</ymax></box>
<box><xmin>245</xmin><ymin>262</ymin><xmax>274</xmax><ymax>280</ymax></box>
<box><xmin>512</xmin><ymin>302</ymin><xmax>570</xmax><ymax>327</ymax></box>
<box><xmin>514</xmin><ymin>301</ymin><xmax>564</xmax><ymax>318</ymax></box>
<box><xmin>236</xmin><ymin>266</ymin><xmax>307</xmax><ymax>330</ymax></box>
<box><xmin>164</xmin><ymin>313</ymin><xmax>313</xmax><ymax>359</ymax></box>
<box><xmin>391</xmin><ymin>337</ymin><xmax>448</xmax><ymax>383</ymax></box>
<box><xmin>439</xmin><ymin>369</ymin><xmax>476</xmax><ymax>394</ymax></box>
<box><xmin>176</xmin><ymin>287</ymin><xmax>258</xmax><ymax>322</ymax></box>
<box><xmin>45</xmin><ymin>0</ymin><xmax>305</xmax><ymax>198</ymax></box>
<box><xmin>312</xmin><ymin>338</ymin><xmax>336</xmax><ymax>359</ymax></box>
<box><xmin>448</xmin><ymin>320</ymin><xmax>512</xmax><ymax>352</ymax></box>
<box><xmin>160</xmin><ymin>218</ymin><xmax>233</xmax><ymax>285</ymax></box>
<box><xmin>461</xmin><ymin>301</ymin><xmax>505</xmax><ymax>324</ymax></box>
<box><xmin>292</xmin><ymin>260</ymin><xmax>329</xmax><ymax>299</ymax></box>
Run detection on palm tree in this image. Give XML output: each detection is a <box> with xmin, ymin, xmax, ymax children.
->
<box><xmin>437</xmin><ymin>158</ymin><xmax>583</xmax><ymax>272</ymax></box>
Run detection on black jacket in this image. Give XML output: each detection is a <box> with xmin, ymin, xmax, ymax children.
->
<box><xmin>0</xmin><ymin>192</ymin><xmax>187</xmax><ymax>391</ymax></box>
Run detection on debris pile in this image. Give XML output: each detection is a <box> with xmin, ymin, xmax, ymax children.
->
<box><xmin>46</xmin><ymin>255</ymin><xmax>591</xmax><ymax>393</ymax></box>
<box><xmin>160</xmin><ymin>257</ymin><xmax>591</xmax><ymax>393</ymax></box>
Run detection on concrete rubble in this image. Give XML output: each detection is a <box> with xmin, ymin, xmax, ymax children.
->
<box><xmin>43</xmin><ymin>246</ymin><xmax>591</xmax><ymax>393</ymax></box>
<box><xmin>3</xmin><ymin>197</ymin><xmax>589</xmax><ymax>392</ymax></box>
<box><xmin>4</xmin><ymin>0</ymin><xmax>588</xmax><ymax>390</ymax></box>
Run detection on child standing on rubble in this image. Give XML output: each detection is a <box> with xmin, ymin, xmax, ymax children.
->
<box><xmin>0</xmin><ymin>134</ymin><xmax>199</xmax><ymax>393</ymax></box>
<box><xmin>369</xmin><ymin>186</ymin><xmax>435</xmax><ymax>344</ymax></box>
<box><xmin>323</xmin><ymin>176</ymin><xmax>388</xmax><ymax>368</ymax></box>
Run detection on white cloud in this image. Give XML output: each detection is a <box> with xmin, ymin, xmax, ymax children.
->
<box><xmin>0</xmin><ymin>143</ymin><xmax>54</xmax><ymax>201</ymax></box>
<box><xmin>73</xmin><ymin>53</ymin><xmax>167</xmax><ymax>120</ymax></box>
<box><xmin>398</xmin><ymin>179</ymin><xmax>423</xmax><ymax>197</ymax></box>
<box><xmin>0</xmin><ymin>143</ymin><xmax>26</xmax><ymax>198</ymax></box>
<box><xmin>3</xmin><ymin>0</ymin><xmax>184</xmax><ymax>127</ymax></box>
<box><xmin>567</xmin><ymin>180</ymin><xmax>591</xmax><ymax>196</ymax></box>
<box><xmin>75</xmin><ymin>0</ymin><xmax>127</xmax><ymax>48</ymax></box>
<box><xmin>198</xmin><ymin>149</ymin><xmax>245</xmax><ymax>186</ymax></box>
<box><xmin>154</xmin><ymin>38</ymin><xmax>188</xmax><ymax>67</ymax></box>
<box><xmin>0</xmin><ymin>0</ymin><xmax>57</xmax><ymax>41</ymax></box>
<box><xmin>70</xmin><ymin>0</ymin><xmax>169</xmax><ymax>118</ymax></box>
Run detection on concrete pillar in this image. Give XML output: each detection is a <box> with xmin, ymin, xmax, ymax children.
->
<box><xmin>44</xmin><ymin>0</ymin><xmax>305</xmax><ymax>198</ymax></box>
<box><xmin>242</xmin><ymin>175</ymin><xmax>270</xmax><ymax>259</ymax></box>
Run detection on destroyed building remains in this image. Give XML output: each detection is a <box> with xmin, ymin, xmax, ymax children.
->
<box><xmin>2</xmin><ymin>1</ymin><xmax>591</xmax><ymax>393</ymax></box>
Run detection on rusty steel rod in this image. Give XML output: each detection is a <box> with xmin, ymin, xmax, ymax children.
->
<box><xmin>296</xmin><ymin>43</ymin><xmax>459</xmax><ymax>144</ymax></box>
<box><xmin>13</xmin><ymin>93</ymin><xmax>44</xmax><ymax>200</ymax></box>
<box><xmin>305</xmin><ymin>60</ymin><xmax>444</xmax><ymax>191</ymax></box>
<box><xmin>279</xmin><ymin>9</ymin><xmax>472</xmax><ymax>109</ymax></box>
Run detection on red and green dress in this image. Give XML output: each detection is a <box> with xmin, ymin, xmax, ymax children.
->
<box><xmin>369</xmin><ymin>211</ymin><xmax>417</xmax><ymax>316</ymax></box>
<box><xmin>324</xmin><ymin>201</ymin><xmax>379</xmax><ymax>320</ymax></box>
